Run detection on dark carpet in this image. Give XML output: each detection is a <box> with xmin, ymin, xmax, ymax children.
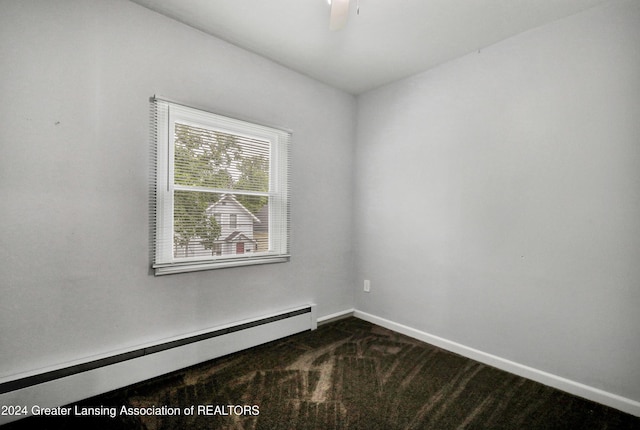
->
<box><xmin>4</xmin><ymin>317</ymin><xmax>639</xmax><ymax>429</ymax></box>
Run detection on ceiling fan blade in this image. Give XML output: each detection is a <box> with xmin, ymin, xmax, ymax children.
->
<box><xmin>329</xmin><ymin>0</ymin><xmax>349</xmax><ymax>31</ymax></box>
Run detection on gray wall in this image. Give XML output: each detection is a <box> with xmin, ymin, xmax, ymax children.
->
<box><xmin>355</xmin><ymin>0</ymin><xmax>640</xmax><ymax>402</ymax></box>
<box><xmin>0</xmin><ymin>0</ymin><xmax>355</xmax><ymax>378</ymax></box>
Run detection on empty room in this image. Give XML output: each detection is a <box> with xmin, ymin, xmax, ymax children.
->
<box><xmin>1</xmin><ymin>0</ymin><xmax>639</xmax><ymax>428</ymax></box>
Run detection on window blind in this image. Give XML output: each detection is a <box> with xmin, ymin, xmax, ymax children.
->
<box><xmin>151</xmin><ymin>97</ymin><xmax>291</xmax><ymax>275</ymax></box>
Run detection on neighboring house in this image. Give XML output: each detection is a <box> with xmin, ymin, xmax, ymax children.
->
<box><xmin>206</xmin><ymin>194</ymin><xmax>261</xmax><ymax>255</ymax></box>
<box><xmin>174</xmin><ymin>194</ymin><xmax>261</xmax><ymax>258</ymax></box>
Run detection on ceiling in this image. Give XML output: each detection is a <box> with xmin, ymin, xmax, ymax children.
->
<box><xmin>130</xmin><ymin>0</ymin><xmax>609</xmax><ymax>95</ymax></box>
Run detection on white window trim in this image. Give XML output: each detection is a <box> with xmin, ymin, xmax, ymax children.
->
<box><xmin>152</xmin><ymin>97</ymin><xmax>291</xmax><ymax>275</ymax></box>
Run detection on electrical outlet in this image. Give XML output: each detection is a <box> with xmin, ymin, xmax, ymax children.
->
<box><xmin>364</xmin><ymin>279</ymin><xmax>371</xmax><ymax>293</ymax></box>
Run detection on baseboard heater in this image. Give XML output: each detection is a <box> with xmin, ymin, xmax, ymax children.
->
<box><xmin>0</xmin><ymin>304</ymin><xmax>316</xmax><ymax>425</ymax></box>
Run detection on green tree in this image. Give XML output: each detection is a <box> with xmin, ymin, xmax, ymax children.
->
<box><xmin>235</xmin><ymin>154</ymin><xmax>269</xmax><ymax>214</ymax></box>
<box><xmin>174</xmin><ymin>124</ymin><xmax>237</xmax><ymax>189</ymax></box>
<box><xmin>173</xmin><ymin>190</ymin><xmax>203</xmax><ymax>256</ymax></box>
<box><xmin>195</xmin><ymin>214</ymin><xmax>222</xmax><ymax>256</ymax></box>
<box><xmin>173</xmin><ymin>124</ymin><xmax>238</xmax><ymax>254</ymax></box>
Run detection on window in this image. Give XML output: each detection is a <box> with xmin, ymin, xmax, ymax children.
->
<box><xmin>152</xmin><ymin>97</ymin><xmax>290</xmax><ymax>275</ymax></box>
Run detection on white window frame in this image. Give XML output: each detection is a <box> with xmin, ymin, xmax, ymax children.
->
<box><xmin>152</xmin><ymin>97</ymin><xmax>290</xmax><ymax>275</ymax></box>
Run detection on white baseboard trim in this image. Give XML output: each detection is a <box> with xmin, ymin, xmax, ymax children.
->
<box><xmin>317</xmin><ymin>308</ymin><xmax>355</xmax><ymax>325</ymax></box>
<box><xmin>353</xmin><ymin>310</ymin><xmax>640</xmax><ymax>418</ymax></box>
<box><xmin>0</xmin><ymin>305</ymin><xmax>316</xmax><ymax>426</ymax></box>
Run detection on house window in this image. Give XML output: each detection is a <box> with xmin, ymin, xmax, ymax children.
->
<box><xmin>152</xmin><ymin>97</ymin><xmax>290</xmax><ymax>275</ymax></box>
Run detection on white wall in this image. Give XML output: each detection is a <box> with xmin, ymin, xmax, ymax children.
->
<box><xmin>355</xmin><ymin>0</ymin><xmax>640</xmax><ymax>404</ymax></box>
<box><xmin>0</xmin><ymin>0</ymin><xmax>355</xmax><ymax>379</ymax></box>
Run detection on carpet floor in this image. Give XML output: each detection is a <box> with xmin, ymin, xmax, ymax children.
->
<box><xmin>4</xmin><ymin>317</ymin><xmax>639</xmax><ymax>429</ymax></box>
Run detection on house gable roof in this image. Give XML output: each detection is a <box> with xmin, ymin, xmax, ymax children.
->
<box><xmin>206</xmin><ymin>194</ymin><xmax>261</xmax><ymax>223</ymax></box>
<box><xmin>224</xmin><ymin>231</ymin><xmax>256</xmax><ymax>243</ymax></box>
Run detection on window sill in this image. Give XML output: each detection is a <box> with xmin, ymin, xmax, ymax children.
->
<box><xmin>153</xmin><ymin>256</ymin><xmax>290</xmax><ymax>276</ymax></box>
